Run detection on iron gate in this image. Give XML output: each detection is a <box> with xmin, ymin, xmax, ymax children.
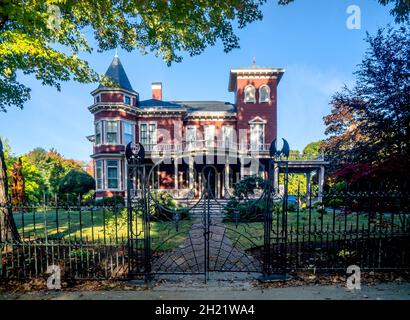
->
<box><xmin>125</xmin><ymin>143</ymin><xmax>288</xmax><ymax>282</ymax></box>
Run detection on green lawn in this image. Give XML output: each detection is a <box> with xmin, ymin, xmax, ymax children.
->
<box><xmin>225</xmin><ymin>210</ymin><xmax>403</xmax><ymax>250</ymax></box>
<box><xmin>12</xmin><ymin>209</ymin><xmax>194</xmax><ymax>251</ymax></box>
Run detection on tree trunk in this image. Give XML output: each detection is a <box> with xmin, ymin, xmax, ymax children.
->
<box><xmin>0</xmin><ymin>138</ymin><xmax>20</xmax><ymax>242</ymax></box>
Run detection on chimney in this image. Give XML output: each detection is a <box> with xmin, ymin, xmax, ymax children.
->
<box><xmin>152</xmin><ymin>82</ymin><xmax>162</xmax><ymax>100</ymax></box>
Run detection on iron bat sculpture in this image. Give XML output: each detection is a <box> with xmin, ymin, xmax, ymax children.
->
<box><xmin>269</xmin><ymin>138</ymin><xmax>290</xmax><ymax>159</ymax></box>
<box><xmin>125</xmin><ymin>142</ymin><xmax>145</xmax><ymax>164</ymax></box>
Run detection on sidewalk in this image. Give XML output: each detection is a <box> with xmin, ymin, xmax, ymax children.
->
<box><xmin>1</xmin><ymin>282</ymin><xmax>410</xmax><ymax>300</ymax></box>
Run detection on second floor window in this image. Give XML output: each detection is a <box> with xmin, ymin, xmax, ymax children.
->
<box><xmin>124</xmin><ymin>122</ymin><xmax>134</xmax><ymax>145</ymax></box>
<box><xmin>204</xmin><ymin>125</ymin><xmax>215</xmax><ymax>147</ymax></box>
<box><xmin>139</xmin><ymin>123</ymin><xmax>157</xmax><ymax>148</ymax></box>
<box><xmin>95</xmin><ymin>122</ymin><xmax>102</xmax><ymax>145</ymax></box>
<box><xmin>107</xmin><ymin>160</ymin><xmax>119</xmax><ymax>189</ymax></box>
<box><xmin>222</xmin><ymin>126</ymin><xmax>234</xmax><ymax>147</ymax></box>
<box><xmin>106</xmin><ymin>121</ymin><xmax>118</xmax><ymax>144</ymax></box>
<box><xmin>250</xmin><ymin>123</ymin><xmax>265</xmax><ymax>149</ymax></box>
<box><xmin>95</xmin><ymin>160</ymin><xmax>103</xmax><ymax>189</ymax></box>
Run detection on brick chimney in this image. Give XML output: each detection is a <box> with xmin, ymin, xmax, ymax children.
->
<box><xmin>152</xmin><ymin>82</ymin><xmax>162</xmax><ymax>100</ymax></box>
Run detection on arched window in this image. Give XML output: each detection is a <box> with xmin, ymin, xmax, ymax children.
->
<box><xmin>244</xmin><ymin>85</ymin><xmax>256</xmax><ymax>103</ymax></box>
<box><xmin>259</xmin><ymin>85</ymin><xmax>270</xmax><ymax>103</ymax></box>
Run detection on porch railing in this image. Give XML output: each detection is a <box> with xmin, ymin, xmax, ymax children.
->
<box><xmin>142</xmin><ymin>141</ymin><xmax>324</xmax><ymax>160</ymax></box>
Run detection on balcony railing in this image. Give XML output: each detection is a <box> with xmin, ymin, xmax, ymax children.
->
<box><xmin>141</xmin><ymin>140</ymin><xmax>325</xmax><ymax>160</ymax></box>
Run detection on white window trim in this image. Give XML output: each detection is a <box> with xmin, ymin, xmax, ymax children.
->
<box><xmin>244</xmin><ymin>84</ymin><xmax>256</xmax><ymax>103</ymax></box>
<box><xmin>123</xmin><ymin>121</ymin><xmax>135</xmax><ymax>146</ymax></box>
<box><xmin>248</xmin><ymin>116</ymin><xmax>267</xmax><ymax>124</ymax></box>
<box><xmin>222</xmin><ymin>125</ymin><xmax>235</xmax><ymax>145</ymax></box>
<box><xmin>204</xmin><ymin>125</ymin><xmax>215</xmax><ymax>147</ymax></box>
<box><xmin>106</xmin><ymin>159</ymin><xmax>120</xmax><ymax>191</ymax></box>
<box><xmin>185</xmin><ymin>125</ymin><xmax>197</xmax><ymax>141</ymax></box>
<box><xmin>95</xmin><ymin>159</ymin><xmax>104</xmax><ymax>191</ymax></box>
<box><xmin>124</xmin><ymin>95</ymin><xmax>131</xmax><ymax>105</ymax></box>
<box><xmin>250</xmin><ymin>123</ymin><xmax>266</xmax><ymax>147</ymax></box>
<box><xmin>259</xmin><ymin>85</ymin><xmax>270</xmax><ymax>103</ymax></box>
<box><xmin>105</xmin><ymin>120</ymin><xmax>120</xmax><ymax>145</ymax></box>
<box><xmin>95</xmin><ymin>121</ymin><xmax>103</xmax><ymax>146</ymax></box>
<box><xmin>138</xmin><ymin>121</ymin><xmax>158</xmax><ymax>149</ymax></box>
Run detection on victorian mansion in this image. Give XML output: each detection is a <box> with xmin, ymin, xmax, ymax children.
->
<box><xmin>88</xmin><ymin>55</ymin><xmax>327</xmax><ymax>199</ymax></box>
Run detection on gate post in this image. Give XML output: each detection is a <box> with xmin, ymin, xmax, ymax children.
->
<box><xmin>141</xmin><ymin>168</ymin><xmax>152</xmax><ymax>283</ymax></box>
<box><xmin>262</xmin><ymin>158</ymin><xmax>274</xmax><ymax>277</ymax></box>
<box><xmin>259</xmin><ymin>139</ymin><xmax>292</xmax><ymax>282</ymax></box>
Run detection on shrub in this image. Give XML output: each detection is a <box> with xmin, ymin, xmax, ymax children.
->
<box><xmin>224</xmin><ymin>198</ymin><xmax>266</xmax><ymax>222</ymax></box>
<box><xmin>149</xmin><ymin>191</ymin><xmax>190</xmax><ymax>221</ymax></box>
<box><xmin>328</xmin><ymin>198</ymin><xmax>343</xmax><ymax>208</ymax></box>
<box><xmin>287</xmin><ymin>202</ymin><xmax>297</xmax><ymax>212</ymax></box>
<box><xmin>95</xmin><ymin>195</ymin><xmax>125</xmax><ymax>206</ymax></box>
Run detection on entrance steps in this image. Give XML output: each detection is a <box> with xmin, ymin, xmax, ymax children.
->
<box><xmin>186</xmin><ymin>199</ymin><xmax>229</xmax><ymax>218</ymax></box>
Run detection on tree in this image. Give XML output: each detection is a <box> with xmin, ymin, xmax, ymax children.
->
<box><xmin>278</xmin><ymin>0</ymin><xmax>409</xmax><ymax>23</ymax></box>
<box><xmin>22</xmin><ymin>148</ymin><xmax>82</xmax><ymax>202</ymax></box>
<box><xmin>303</xmin><ymin>141</ymin><xmax>323</xmax><ymax>156</ymax></box>
<box><xmin>10</xmin><ymin>157</ymin><xmax>25</xmax><ymax>205</ymax></box>
<box><xmin>58</xmin><ymin>169</ymin><xmax>95</xmax><ymax>198</ymax></box>
<box><xmin>233</xmin><ymin>175</ymin><xmax>264</xmax><ymax>199</ymax></box>
<box><xmin>0</xmin><ymin>138</ymin><xmax>20</xmax><ymax>241</ymax></box>
<box><xmin>323</xmin><ymin>26</ymin><xmax>410</xmax><ymax>188</ymax></box>
<box><xmin>0</xmin><ymin>0</ymin><xmax>269</xmax><ymax>112</ymax></box>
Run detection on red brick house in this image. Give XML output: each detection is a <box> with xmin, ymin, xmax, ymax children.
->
<box><xmin>88</xmin><ymin>55</ymin><xmax>327</xmax><ymax>200</ymax></box>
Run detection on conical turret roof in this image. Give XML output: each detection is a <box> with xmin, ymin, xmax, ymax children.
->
<box><xmin>98</xmin><ymin>55</ymin><xmax>135</xmax><ymax>92</ymax></box>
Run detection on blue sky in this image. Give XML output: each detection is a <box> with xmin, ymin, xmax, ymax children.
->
<box><xmin>0</xmin><ymin>0</ymin><xmax>397</xmax><ymax>161</ymax></box>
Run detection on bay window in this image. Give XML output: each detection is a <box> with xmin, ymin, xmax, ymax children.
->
<box><xmin>107</xmin><ymin>160</ymin><xmax>119</xmax><ymax>189</ymax></box>
<box><xmin>123</xmin><ymin>122</ymin><xmax>134</xmax><ymax>145</ymax></box>
<box><xmin>95</xmin><ymin>121</ymin><xmax>102</xmax><ymax>145</ymax></box>
<box><xmin>95</xmin><ymin>160</ymin><xmax>103</xmax><ymax>189</ymax></box>
<box><xmin>106</xmin><ymin>121</ymin><xmax>118</xmax><ymax>144</ymax></box>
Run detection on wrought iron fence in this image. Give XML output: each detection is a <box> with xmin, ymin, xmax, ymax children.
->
<box><xmin>266</xmin><ymin>190</ymin><xmax>410</xmax><ymax>274</ymax></box>
<box><xmin>0</xmin><ymin>190</ymin><xmax>409</xmax><ymax>281</ymax></box>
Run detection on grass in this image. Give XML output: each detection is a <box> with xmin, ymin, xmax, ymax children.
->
<box><xmin>12</xmin><ymin>207</ymin><xmax>405</xmax><ymax>253</ymax></box>
<box><xmin>12</xmin><ymin>208</ymin><xmax>194</xmax><ymax>251</ymax></box>
<box><xmin>225</xmin><ymin>209</ymin><xmax>405</xmax><ymax>250</ymax></box>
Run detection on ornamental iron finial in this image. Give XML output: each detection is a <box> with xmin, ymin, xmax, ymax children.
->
<box><xmin>126</xmin><ymin>142</ymin><xmax>145</xmax><ymax>165</ymax></box>
<box><xmin>269</xmin><ymin>138</ymin><xmax>290</xmax><ymax>159</ymax></box>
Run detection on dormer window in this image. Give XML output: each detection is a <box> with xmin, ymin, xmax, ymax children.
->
<box><xmin>259</xmin><ymin>85</ymin><xmax>270</xmax><ymax>103</ymax></box>
<box><xmin>244</xmin><ymin>85</ymin><xmax>256</xmax><ymax>103</ymax></box>
<box><xmin>124</xmin><ymin>95</ymin><xmax>131</xmax><ymax>105</ymax></box>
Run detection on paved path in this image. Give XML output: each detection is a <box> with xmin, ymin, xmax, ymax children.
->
<box><xmin>2</xmin><ymin>282</ymin><xmax>410</xmax><ymax>300</ymax></box>
<box><xmin>152</xmin><ymin>216</ymin><xmax>261</xmax><ymax>273</ymax></box>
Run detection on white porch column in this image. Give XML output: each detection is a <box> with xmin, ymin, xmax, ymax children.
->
<box><xmin>224</xmin><ymin>160</ymin><xmax>230</xmax><ymax>192</ymax></box>
<box><xmin>188</xmin><ymin>156</ymin><xmax>194</xmax><ymax>190</ymax></box>
<box><xmin>306</xmin><ymin>171</ymin><xmax>311</xmax><ymax>205</ymax></box>
<box><xmin>318</xmin><ymin>166</ymin><xmax>325</xmax><ymax>202</ymax></box>
<box><xmin>273</xmin><ymin>162</ymin><xmax>279</xmax><ymax>193</ymax></box>
<box><xmin>240</xmin><ymin>157</ymin><xmax>244</xmax><ymax>180</ymax></box>
<box><xmin>174</xmin><ymin>158</ymin><xmax>178</xmax><ymax>190</ymax></box>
